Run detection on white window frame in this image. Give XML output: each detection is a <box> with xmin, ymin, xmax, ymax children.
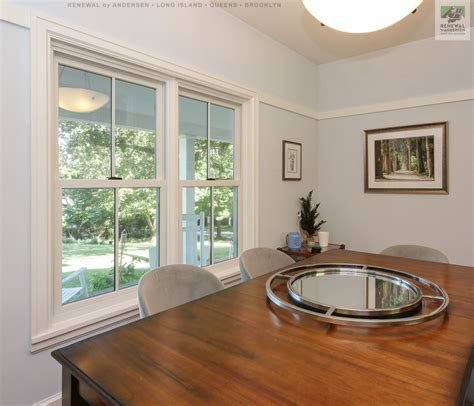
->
<box><xmin>31</xmin><ymin>16</ymin><xmax>258</xmax><ymax>352</ymax></box>
<box><xmin>52</xmin><ymin>56</ymin><xmax>166</xmax><ymax>325</ymax></box>
<box><xmin>178</xmin><ymin>90</ymin><xmax>242</xmax><ymax>270</ymax></box>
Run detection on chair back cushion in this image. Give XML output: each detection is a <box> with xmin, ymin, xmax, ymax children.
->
<box><xmin>380</xmin><ymin>245</ymin><xmax>449</xmax><ymax>264</ymax></box>
<box><xmin>138</xmin><ymin>264</ymin><xmax>224</xmax><ymax>318</ymax></box>
<box><xmin>239</xmin><ymin>247</ymin><xmax>295</xmax><ymax>281</ymax></box>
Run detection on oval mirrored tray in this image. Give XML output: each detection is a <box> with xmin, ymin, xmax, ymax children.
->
<box><xmin>266</xmin><ymin>263</ymin><xmax>449</xmax><ymax>327</ymax></box>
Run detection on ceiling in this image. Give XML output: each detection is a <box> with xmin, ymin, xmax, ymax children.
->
<box><xmin>225</xmin><ymin>0</ymin><xmax>474</xmax><ymax>64</ymax></box>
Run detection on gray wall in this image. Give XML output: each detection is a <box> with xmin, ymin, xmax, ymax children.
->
<box><xmin>258</xmin><ymin>104</ymin><xmax>318</xmax><ymax>248</ymax></box>
<box><xmin>0</xmin><ymin>7</ymin><xmax>319</xmax><ymax>403</ymax></box>
<box><xmin>316</xmin><ymin>37</ymin><xmax>474</xmax><ymax>266</ymax></box>
<box><xmin>316</xmin><ymin>36</ymin><xmax>474</xmax><ymax>111</ymax></box>
<box><xmin>317</xmin><ymin>101</ymin><xmax>474</xmax><ymax>266</ymax></box>
<box><xmin>1</xmin><ymin>21</ymin><xmax>61</xmax><ymax>406</ymax></box>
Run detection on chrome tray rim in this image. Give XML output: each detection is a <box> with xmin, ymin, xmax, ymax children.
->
<box><xmin>266</xmin><ymin>263</ymin><xmax>449</xmax><ymax>328</ymax></box>
<box><xmin>287</xmin><ymin>267</ymin><xmax>423</xmax><ymax>317</ymax></box>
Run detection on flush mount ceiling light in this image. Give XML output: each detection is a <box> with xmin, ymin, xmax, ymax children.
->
<box><xmin>58</xmin><ymin>87</ymin><xmax>110</xmax><ymax>113</ymax></box>
<box><xmin>302</xmin><ymin>0</ymin><xmax>423</xmax><ymax>33</ymax></box>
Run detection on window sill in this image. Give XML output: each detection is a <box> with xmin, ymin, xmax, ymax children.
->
<box><xmin>31</xmin><ymin>298</ymin><xmax>140</xmax><ymax>353</ymax></box>
<box><xmin>31</xmin><ymin>265</ymin><xmax>242</xmax><ymax>353</ymax></box>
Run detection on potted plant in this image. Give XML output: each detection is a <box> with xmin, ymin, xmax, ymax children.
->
<box><xmin>299</xmin><ymin>190</ymin><xmax>326</xmax><ymax>246</ymax></box>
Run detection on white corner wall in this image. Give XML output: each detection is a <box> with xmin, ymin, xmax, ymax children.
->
<box><xmin>316</xmin><ymin>37</ymin><xmax>474</xmax><ymax>266</ymax></box>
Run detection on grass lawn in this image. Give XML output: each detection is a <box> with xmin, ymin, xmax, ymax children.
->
<box><xmin>62</xmin><ymin>237</ymin><xmax>235</xmax><ymax>302</ymax></box>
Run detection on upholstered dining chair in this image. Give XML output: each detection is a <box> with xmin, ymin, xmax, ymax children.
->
<box><xmin>239</xmin><ymin>247</ymin><xmax>296</xmax><ymax>282</ymax></box>
<box><xmin>138</xmin><ymin>264</ymin><xmax>225</xmax><ymax>318</ymax></box>
<box><xmin>380</xmin><ymin>245</ymin><xmax>449</xmax><ymax>264</ymax></box>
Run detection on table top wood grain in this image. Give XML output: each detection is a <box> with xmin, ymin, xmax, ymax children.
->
<box><xmin>52</xmin><ymin>250</ymin><xmax>474</xmax><ymax>405</ymax></box>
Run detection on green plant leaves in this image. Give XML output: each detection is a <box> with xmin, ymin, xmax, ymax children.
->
<box><xmin>299</xmin><ymin>190</ymin><xmax>326</xmax><ymax>236</ymax></box>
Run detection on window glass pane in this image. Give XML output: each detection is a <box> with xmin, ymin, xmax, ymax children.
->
<box><xmin>58</xmin><ymin>65</ymin><xmax>112</xmax><ymax>179</ymax></box>
<box><xmin>118</xmin><ymin>188</ymin><xmax>159</xmax><ymax>289</ymax></box>
<box><xmin>182</xmin><ymin>187</ymin><xmax>210</xmax><ymax>266</ymax></box>
<box><xmin>210</xmin><ymin>104</ymin><xmax>234</xmax><ymax>180</ymax></box>
<box><xmin>62</xmin><ymin>189</ymin><xmax>115</xmax><ymax>304</ymax></box>
<box><xmin>179</xmin><ymin>96</ymin><xmax>207</xmax><ymax>180</ymax></box>
<box><xmin>115</xmin><ymin>80</ymin><xmax>156</xmax><ymax>179</ymax></box>
<box><xmin>213</xmin><ymin>187</ymin><xmax>238</xmax><ymax>263</ymax></box>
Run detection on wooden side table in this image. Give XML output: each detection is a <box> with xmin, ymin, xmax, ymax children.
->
<box><xmin>278</xmin><ymin>243</ymin><xmax>345</xmax><ymax>261</ymax></box>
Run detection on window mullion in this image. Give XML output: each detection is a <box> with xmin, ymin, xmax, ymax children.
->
<box><xmin>111</xmin><ymin>76</ymin><xmax>116</xmax><ymax>178</ymax></box>
<box><xmin>207</xmin><ymin>101</ymin><xmax>211</xmax><ymax>180</ymax></box>
<box><xmin>114</xmin><ymin>188</ymin><xmax>120</xmax><ymax>292</ymax></box>
<box><xmin>207</xmin><ymin>102</ymin><xmax>214</xmax><ymax>264</ymax></box>
<box><xmin>210</xmin><ymin>186</ymin><xmax>214</xmax><ymax>265</ymax></box>
<box><xmin>179</xmin><ymin>180</ymin><xmax>239</xmax><ymax>188</ymax></box>
<box><xmin>110</xmin><ymin>76</ymin><xmax>120</xmax><ymax>292</ymax></box>
<box><xmin>58</xmin><ymin>179</ymin><xmax>163</xmax><ymax>189</ymax></box>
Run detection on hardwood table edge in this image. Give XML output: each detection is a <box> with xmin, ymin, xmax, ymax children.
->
<box><xmin>52</xmin><ymin>349</ymin><xmax>121</xmax><ymax>405</ymax></box>
<box><xmin>457</xmin><ymin>346</ymin><xmax>474</xmax><ymax>406</ymax></box>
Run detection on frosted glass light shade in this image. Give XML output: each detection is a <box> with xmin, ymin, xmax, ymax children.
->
<box><xmin>58</xmin><ymin>87</ymin><xmax>110</xmax><ymax>113</ymax></box>
<box><xmin>302</xmin><ymin>0</ymin><xmax>423</xmax><ymax>33</ymax></box>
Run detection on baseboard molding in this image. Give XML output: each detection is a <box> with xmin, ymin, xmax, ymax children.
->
<box><xmin>33</xmin><ymin>392</ymin><xmax>61</xmax><ymax>406</ymax></box>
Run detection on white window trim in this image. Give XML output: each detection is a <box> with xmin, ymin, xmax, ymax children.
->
<box><xmin>52</xmin><ymin>56</ymin><xmax>166</xmax><ymax>326</ymax></box>
<box><xmin>178</xmin><ymin>90</ymin><xmax>241</xmax><ymax>268</ymax></box>
<box><xmin>31</xmin><ymin>16</ymin><xmax>258</xmax><ymax>352</ymax></box>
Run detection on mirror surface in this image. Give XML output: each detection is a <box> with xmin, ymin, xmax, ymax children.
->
<box><xmin>290</xmin><ymin>270</ymin><xmax>420</xmax><ymax>310</ymax></box>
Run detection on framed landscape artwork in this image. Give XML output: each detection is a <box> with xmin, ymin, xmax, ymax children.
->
<box><xmin>364</xmin><ymin>122</ymin><xmax>448</xmax><ymax>194</ymax></box>
<box><xmin>282</xmin><ymin>140</ymin><xmax>302</xmax><ymax>180</ymax></box>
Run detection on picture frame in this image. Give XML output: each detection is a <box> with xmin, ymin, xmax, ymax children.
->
<box><xmin>282</xmin><ymin>140</ymin><xmax>302</xmax><ymax>180</ymax></box>
<box><xmin>364</xmin><ymin>122</ymin><xmax>448</xmax><ymax>194</ymax></box>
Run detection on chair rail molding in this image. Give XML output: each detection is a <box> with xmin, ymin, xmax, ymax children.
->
<box><xmin>316</xmin><ymin>89</ymin><xmax>474</xmax><ymax>120</ymax></box>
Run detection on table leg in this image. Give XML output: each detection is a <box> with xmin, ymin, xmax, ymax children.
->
<box><xmin>62</xmin><ymin>367</ymin><xmax>88</xmax><ymax>406</ymax></box>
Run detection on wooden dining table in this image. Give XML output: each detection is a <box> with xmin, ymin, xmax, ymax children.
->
<box><xmin>52</xmin><ymin>249</ymin><xmax>474</xmax><ymax>405</ymax></box>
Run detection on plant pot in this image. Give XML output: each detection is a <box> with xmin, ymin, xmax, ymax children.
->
<box><xmin>301</xmin><ymin>231</ymin><xmax>318</xmax><ymax>247</ymax></box>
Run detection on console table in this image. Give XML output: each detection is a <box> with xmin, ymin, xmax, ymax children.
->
<box><xmin>278</xmin><ymin>243</ymin><xmax>345</xmax><ymax>261</ymax></box>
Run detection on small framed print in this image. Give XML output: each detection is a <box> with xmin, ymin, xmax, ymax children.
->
<box><xmin>282</xmin><ymin>140</ymin><xmax>302</xmax><ymax>181</ymax></box>
<box><xmin>364</xmin><ymin>122</ymin><xmax>448</xmax><ymax>194</ymax></box>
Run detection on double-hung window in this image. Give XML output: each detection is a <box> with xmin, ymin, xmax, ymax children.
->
<box><xmin>179</xmin><ymin>94</ymin><xmax>240</xmax><ymax>267</ymax></box>
<box><xmin>32</xmin><ymin>19</ymin><xmax>257</xmax><ymax>351</ymax></box>
<box><xmin>56</xmin><ymin>58</ymin><xmax>163</xmax><ymax>306</ymax></box>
